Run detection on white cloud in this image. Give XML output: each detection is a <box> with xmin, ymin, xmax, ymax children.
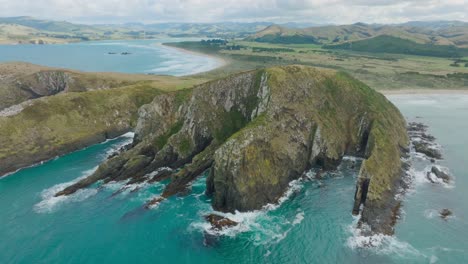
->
<box><xmin>0</xmin><ymin>0</ymin><xmax>467</xmax><ymax>24</ymax></box>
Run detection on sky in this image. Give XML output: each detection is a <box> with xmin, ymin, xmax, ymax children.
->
<box><xmin>0</xmin><ymin>0</ymin><xmax>467</xmax><ymax>24</ymax></box>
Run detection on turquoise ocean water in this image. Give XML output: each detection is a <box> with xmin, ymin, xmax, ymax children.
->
<box><xmin>0</xmin><ymin>42</ymin><xmax>467</xmax><ymax>262</ymax></box>
<box><xmin>1</xmin><ymin>94</ymin><xmax>467</xmax><ymax>263</ymax></box>
<box><xmin>0</xmin><ymin>39</ymin><xmax>223</xmax><ymax>76</ymax></box>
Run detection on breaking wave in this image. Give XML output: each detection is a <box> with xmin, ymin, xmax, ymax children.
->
<box><xmin>34</xmin><ymin>167</ymin><xmax>99</xmax><ymax>213</ymax></box>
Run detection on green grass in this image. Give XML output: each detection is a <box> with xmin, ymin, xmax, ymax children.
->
<box><xmin>172</xmin><ymin>39</ymin><xmax>468</xmax><ymax>90</ymax></box>
<box><xmin>153</xmin><ymin>121</ymin><xmax>184</xmax><ymax>149</ymax></box>
<box><xmin>324</xmin><ymin>35</ymin><xmax>468</xmax><ymax>58</ymax></box>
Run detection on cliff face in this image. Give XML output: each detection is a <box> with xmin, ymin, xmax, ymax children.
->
<box><xmin>55</xmin><ymin>65</ymin><xmax>409</xmax><ymax>234</ymax></box>
<box><xmin>0</xmin><ymin>62</ymin><xmax>205</xmax><ymax>176</ymax></box>
<box><xmin>0</xmin><ymin>85</ymin><xmax>164</xmax><ymax>176</ymax></box>
<box><xmin>0</xmin><ymin>62</ymin><xmax>194</xmax><ymax>111</ymax></box>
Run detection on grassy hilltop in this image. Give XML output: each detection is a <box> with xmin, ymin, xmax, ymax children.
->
<box><xmin>0</xmin><ymin>62</ymin><xmax>206</xmax><ymax>175</ymax></box>
<box><xmin>166</xmin><ymin>39</ymin><xmax>468</xmax><ymax>91</ymax></box>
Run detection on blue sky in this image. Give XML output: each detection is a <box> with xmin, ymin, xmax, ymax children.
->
<box><xmin>0</xmin><ymin>0</ymin><xmax>467</xmax><ymax>24</ymax></box>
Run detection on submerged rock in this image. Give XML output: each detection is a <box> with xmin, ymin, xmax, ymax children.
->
<box><xmin>144</xmin><ymin>197</ymin><xmax>164</xmax><ymax>209</ymax></box>
<box><xmin>54</xmin><ymin>65</ymin><xmax>409</xmax><ymax>235</ymax></box>
<box><xmin>440</xmin><ymin>209</ymin><xmax>453</xmax><ymax>220</ymax></box>
<box><xmin>204</xmin><ymin>214</ymin><xmax>238</xmax><ymax>230</ymax></box>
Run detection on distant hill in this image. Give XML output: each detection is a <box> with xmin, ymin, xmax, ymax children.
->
<box><xmin>0</xmin><ymin>17</ymin><xmax>275</xmax><ymax>43</ymax></box>
<box><xmin>0</xmin><ymin>16</ymin><xmax>110</xmax><ymax>44</ymax></box>
<box><xmin>96</xmin><ymin>21</ymin><xmax>274</xmax><ymax>38</ymax></box>
<box><xmin>0</xmin><ymin>16</ymin><xmax>97</xmax><ymax>33</ymax></box>
<box><xmin>247</xmin><ymin>22</ymin><xmax>468</xmax><ymax>48</ymax></box>
<box><xmin>324</xmin><ymin>35</ymin><xmax>468</xmax><ymax>58</ymax></box>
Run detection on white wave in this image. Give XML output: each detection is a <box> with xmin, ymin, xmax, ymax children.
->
<box><xmin>87</xmin><ymin>42</ymin><xmax>129</xmax><ymax>46</ymax></box>
<box><xmin>424</xmin><ymin>209</ymin><xmax>439</xmax><ymax>219</ymax></box>
<box><xmin>190</xmin><ymin>179</ymin><xmax>306</xmax><ymax>245</ymax></box>
<box><xmin>121</xmin><ymin>132</ymin><xmax>135</xmax><ymax>138</ymax></box>
<box><xmin>34</xmin><ymin>166</ymin><xmax>99</xmax><ymax>213</ymax></box>
<box><xmin>342</xmin><ymin>155</ymin><xmax>364</xmax><ymax>162</ymax></box>
<box><xmin>409</xmin><ymin>165</ymin><xmax>455</xmax><ymax>189</ymax></box>
<box><xmin>103</xmin><ymin>132</ymin><xmax>134</xmax><ymax>158</ymax></box>
<box><xmin>103</xmin><ymin>180</ymin><xmax>128</xmax><ymax>192</ymax></box>
<box><xmin>145</xmin><ymin>195</ymin><xmax>163</xmax><ymax>209</ymax></box>
<box><xmin>263</xmin><ymin>179</ymin><xmax>304</xmax><ymax>211</ymax></box>
<box><xmin>346</xmin><ymin>220</ymin><xmax>424</xmax><ymax>258</ymax></box>
<box><xmin>292</xmin><ymin>211</ymin><xmax>305</xmax><ymax>225</ymax></box>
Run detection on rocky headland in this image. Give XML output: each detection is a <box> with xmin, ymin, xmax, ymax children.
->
<box><xmin>54</xmin><ymin>65</ymin><xmax>409</xmax><ymax>235</ymax></box>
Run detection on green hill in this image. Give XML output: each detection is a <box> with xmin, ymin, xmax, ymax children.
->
<box><xmin>247</xmin><ymin>23</ymin><xmax>468</xmax><ymax>48</ymax></box>
<box><xmin>324</xmin><ymin>35</ymin><xmax>468</xmax><ymax>58</ymax></box>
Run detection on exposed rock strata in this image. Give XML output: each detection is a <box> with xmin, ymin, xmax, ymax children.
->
<box><xmin>55</xmin><ymin>66</ymin><xmax>409</xmax><ymax>235</ymax></box>
<box><xmin>408</xmin><ymin>122</ymin><xmax>442</xmax><ymax>160</ymax></box>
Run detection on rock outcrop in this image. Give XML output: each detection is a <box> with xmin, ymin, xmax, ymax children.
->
<box><xmin>427</xmin><ymin>166</ymin><xmax>451</xmax><ymax>184</ymax></box>
<box><xmin>440</xmin><ymin>209</ymin><xmax>453</xmax><ymax>220</ymax></box>
<box><xmin>205</xmin><ymin>214</ymin><xmax>238</xmax><ymax>230</ymax></box>
<box><xmin>54</xmin><ymin>65</ymin><xmax>409</xmax><ymax>235</ymax></box>
<box><xmin>408</xmin><ymin>122</ymin><xmax>442</xmax><ymax>160</ymax></box>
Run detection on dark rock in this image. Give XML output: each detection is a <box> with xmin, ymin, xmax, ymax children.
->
<box><xmin>144</xmin><ymin>196</ymin><xmax>164</xmax><ymax>209</ymax></box>
<box><xmin>414</xmin><ymin>141</ymin><xmax>442</xmax><ymax>159</ymax></box>
<box><xmin>408</xmin><ymin>122</ymin><xmax>442</xmax><ymax>160</ymax></box>
<box><xmin>440</xmin><ymin>209</ymin><xmax>452</xmax><ymax>220</ymax></box>
<box><xmin>204</xmin><ymin>214</ymin><xmax>238</xmax><ymax>230</ymax></box>
<box><xmin>427</xmin><ymin>166</ymin><xmax>451</xmax><ymax>183</ymax></box>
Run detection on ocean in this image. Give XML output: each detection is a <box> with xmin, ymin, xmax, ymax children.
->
<box><xmin>0</xmin><ymin>39</ymin><xmax>223</xmax><ymax>76</ymax></box>
<box><xmin>0</xmin><ymin>42</ymin><xmax>466</xmax><ymax>263</ymax></box>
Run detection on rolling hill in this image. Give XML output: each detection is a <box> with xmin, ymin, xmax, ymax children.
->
<box><xmin>247</xmin><ymin>22</ymin><xmax>468</xmax><ymax>48</ymax></box>
<box><xmin>324</xmin><ymin>35</ymin><xmax>468</xmax><ymax>58</ymax></box>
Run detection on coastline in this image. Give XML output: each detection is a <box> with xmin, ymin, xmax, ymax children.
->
<box><xmin>381</xmin><ymin>89</ymin><xmax>468</xmax><ymax>95</ymax></box>
<box><xmin>159</xmin><ymin>42</ymin><xmax>228</xmax><ymax>70</ymax></box>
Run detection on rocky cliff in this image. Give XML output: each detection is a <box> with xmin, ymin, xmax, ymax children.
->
<box><xmin>0</xmin><ymin>62</ymin><xmax>205</xmax><ymax>176</ymax></box>
<box><xmin>55</xmin><ymin>65</ymin><xmax>409</xmax><ymax>234</ymax></box>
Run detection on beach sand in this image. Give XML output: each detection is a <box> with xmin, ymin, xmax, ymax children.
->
<box><xmin>159</xmin><ymin>43</ymin><xmax>228</xmax><ymax>70</ymax></box>
<box><xmin>381</xmin><ymin>89</ymin><xmax>468</xmax><ymax>95</ymax></box>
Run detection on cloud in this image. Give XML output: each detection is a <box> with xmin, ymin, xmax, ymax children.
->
<box><xmin>0</xmin><ymin>0</ymin><xmax>466</xmax><ymax>24</ymax></box>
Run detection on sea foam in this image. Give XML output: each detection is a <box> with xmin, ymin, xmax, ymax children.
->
<box><xmin>190</xmin><ymin>178</ymin><xmax>306</xmax><ymax>245</ymax></box>
<box><xmin>34</xmin><ymin>167</ymin><xmax>99</xmax><ymax>213</ymax></box>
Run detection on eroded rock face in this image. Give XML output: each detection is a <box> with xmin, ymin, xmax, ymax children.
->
<box><xmin>55</xmin><ymin>65</ymin><xmax>409</xmax><ymax>235</ymax></box>
<box><xmin>16</xmin><ymin>71</ymin><xmax>74</xmax><ymax>98</ymax></box>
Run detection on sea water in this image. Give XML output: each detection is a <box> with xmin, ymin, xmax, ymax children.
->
<box><xmin>0</xmin><ymin>39</ymin><xmax>222</xmax><ymax>76</ymax></box>
<box><xmin>0</xmin><ymin>94</ymin><xmax>467</xmax><ymax>263</ymax></box>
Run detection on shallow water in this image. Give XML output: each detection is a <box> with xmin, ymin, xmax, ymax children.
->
<box><xmin>0</xmin><ymin>39</ymin><xmax>222</xmax><ymax>76</ymax></box>
<box><xmin>0</xmin><ymin>94</ymin><xmax>467</xmax><ymax>263</ymax></box>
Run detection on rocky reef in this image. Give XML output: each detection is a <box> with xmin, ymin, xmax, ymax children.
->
<box><xmin>54</xmin><ymin>65</ymin><xmax>409</xmax><ymax>235</ymax></box>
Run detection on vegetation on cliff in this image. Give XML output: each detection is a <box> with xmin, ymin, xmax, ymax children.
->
<box><xmin>54</xmin><ymin>65</ymin><xmax>409</xmax><ymax>235</ymax></box>
<box><xmin>0</xmin><ymin>63</ymin><xmax>205</xmax><ymax>176</ymax></box>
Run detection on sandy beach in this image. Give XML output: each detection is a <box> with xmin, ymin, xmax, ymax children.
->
<box><xmin>159</xmin><ymin>42</ymin><xmax>228</xmax><ymax>70</ymax></box>
<box><xmin>381</xmin><ymin>89</ymin><xmax>468</xmax><ymax>95</ymax></box>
